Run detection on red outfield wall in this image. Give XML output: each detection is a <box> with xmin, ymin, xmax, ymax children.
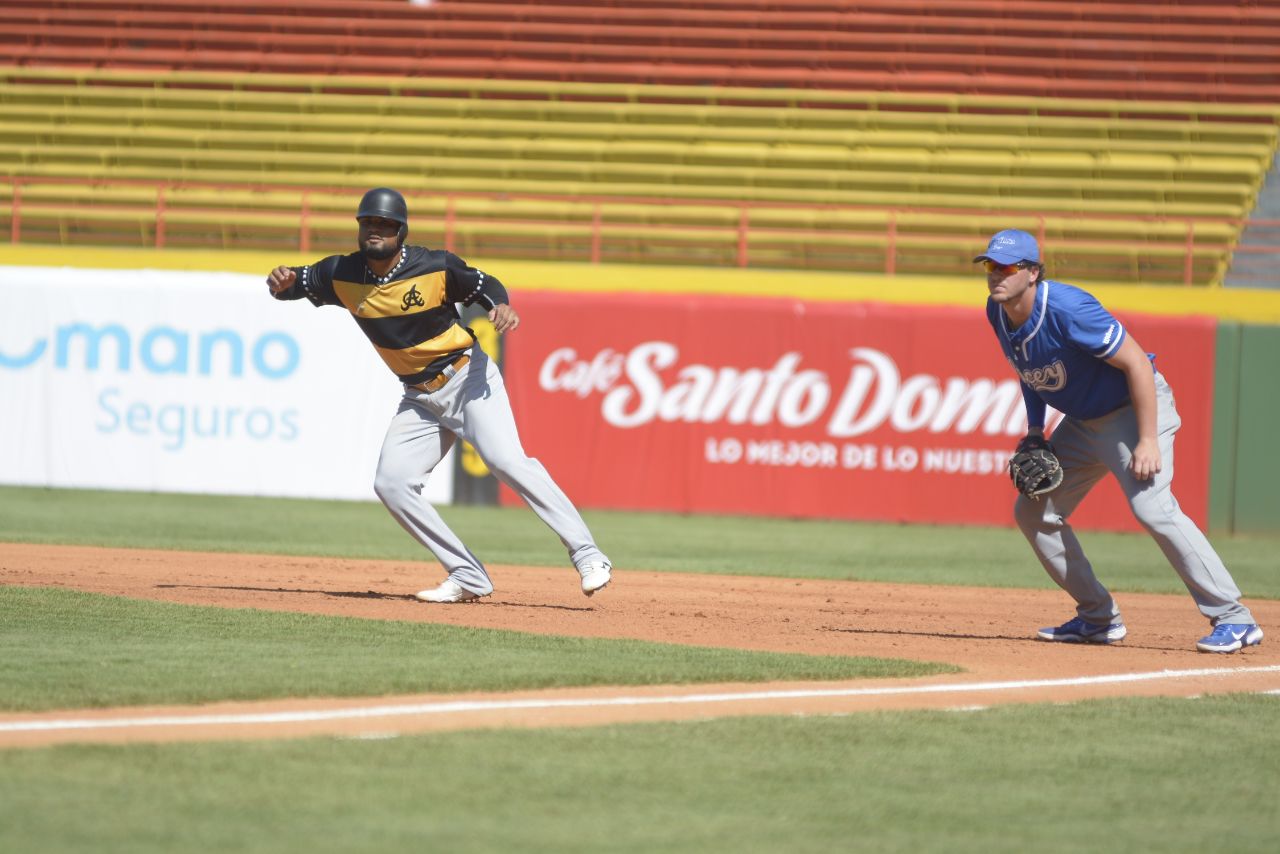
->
<box><xmin>503</xmin><ymin>292</ymin><xmax>1216</xmax><ymax>532</ymax></box>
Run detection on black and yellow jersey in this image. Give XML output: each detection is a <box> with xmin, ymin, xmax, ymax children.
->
<box><xmin>273</xmin><ymin>245</ymin><xmax>509</xmax><ymax>384</ymax></box>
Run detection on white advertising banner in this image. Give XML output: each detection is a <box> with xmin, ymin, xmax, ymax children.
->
<box><xmin>0</xmin><ymin>265</ymin><xmax>453</xmax><ymax>502</ymax></box>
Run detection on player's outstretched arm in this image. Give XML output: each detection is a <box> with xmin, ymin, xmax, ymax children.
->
<box><xmin>1105</xmin><ymin>334</ymin><xmax>1161</xmax><ymax>481</ymax></box>
<box><xmin>266</xmin><ymin>265</ymin><xmax>297</xmax><ymax>296</ymax></box>
<box><xmin>489</xmin><ymin>303</ymin><xmax>520</xmax><ymax>334</ymax></box>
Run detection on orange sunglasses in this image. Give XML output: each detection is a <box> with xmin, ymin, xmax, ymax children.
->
<box><xmin>982</xmin><ymin>260</ymin><xmax>1030</xmax><ymax>275</ymax></box>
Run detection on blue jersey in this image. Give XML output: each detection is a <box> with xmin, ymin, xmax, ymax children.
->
<box><xmin>986</xmin><ymin>280</ymin><xmax>1147</xmax><ymax>426</ymax></box>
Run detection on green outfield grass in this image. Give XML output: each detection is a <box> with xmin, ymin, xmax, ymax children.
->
<box><xmin>1</xmin><ymin>695</ymin><xmax>1276</xmax><ymax>854</ymax></box>
<box><xmin>3</xmin><ymin>486</ymin><xmax>1277</xmax><ymax>852</ymax></box>
<box><xmin>0</xmin><ymin>587</ymin><xmax>952</xmax><ymax>713</ymax></box>
<box><xmin>2</xmin><ymin>486</ymin><xmax>1278</xmax><ymax>597</ymax></box>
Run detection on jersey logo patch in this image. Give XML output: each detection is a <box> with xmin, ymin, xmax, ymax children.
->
<box><xmin>401</xmin><ymin>284</ymin><xmax>426</xmax><ymax>311</ymax></box>
<box><xmin>1019</xmin><ymin>360</ymin><xmax>1067</xmax><ymax>392</ymax></box>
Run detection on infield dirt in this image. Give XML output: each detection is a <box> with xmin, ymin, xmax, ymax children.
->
<box><xmin>2</xmin><ymin>543</ymin><xmax>1277</xmax><ymax>748</ymax></box>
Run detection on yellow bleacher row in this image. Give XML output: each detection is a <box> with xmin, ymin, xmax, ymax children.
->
<box><xmin>0</xmin><ymin>101</ymin><xmax>1267</xmax><ymax>216</ymax></box>
<box><xmin>2</xmin><ymin>69</ymin><xmax>1274</xmax><ymax>177</ymax></box>
<box><xmin>6</xmin><ymin>66</ymin><xmax>1279</xmax><ymax>126</ymax></box>
<box><xmin>1</xmin><ymin>73</ymin><xmax>1273</xmax><ymax>191</ymax></box>
<box><xmin>4</xmin><ymin>103</ymin><xmax>1274</xmax><ymax>176</ymax></box>
<box><xmin>6</xmin><ymin>205</ymin><xmax>1222</xmax><ymax>286</ymax></box>
<box><xmin>0</xmin><ymin>182</ymin><xmax>1236</xmax><ymax>285</ymax></box>
<box><xmin>1</xmin><ymin>66</ymin><xmax>1276</xmax><ymax>283</ymax></box>
<box><xmin>0</xmin><ymin>184</ymin><xmax>1229</xmax><ymax>287</ymax></box>
<box><xmin>0</xmin><ymin>158</ymin><xmax>1254</xmax><ymax>235</ymax></box>
<box><xmin>0</xmin><ymin>110</ymin><xmax>1268</xmax><ymax>197</ymax></box>
<box><xmin>3</xmin><ymin>80</ymin><xmax>1276</xmax><ymax>148</ymax></box>
<box><xmin>3</xmin><ymin>182</ymin><xmax>1235</xmax><ymax>242</ymax></box>
<box><xmin>0</xmin><ymin>80</ymin><xmax>1271</xmax><ymax>189</ymax></box>
<box><xmin>0</xmin><ymin>138</ymin><xmax>1260</xmax><ymax>217</ymax></box>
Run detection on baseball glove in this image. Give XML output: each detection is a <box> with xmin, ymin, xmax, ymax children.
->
<box><xmin>1008</xmin><ymin>435</ymin><xmax>1063</xmax><ymax>499</ymax></box>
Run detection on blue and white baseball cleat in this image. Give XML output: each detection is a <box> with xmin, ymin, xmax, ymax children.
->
<box><xmin>1037</xmin><ymin>616</ymin><xmax>1127</xmax><ymax>644</ymax></box>
<box><xmin>1195</xmin><ymin>623</ymin><xmax>1264</xmax><ymax>653</ymax></box>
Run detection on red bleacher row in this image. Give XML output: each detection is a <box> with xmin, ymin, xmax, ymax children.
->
<box><xmin>2</xmin><ymin>0</ymin><xmax>1279</xmax><ymax>102</ymax></box>
<box><xmin>6</xmin><ymin>18</ymin><xmax>1280</xmax><ymax>68</ymax></box>
<box><xmin>8</xmin><ymin>5</ymin><xmax>1280</xmax><ymax>51</ymax></box>
<box><xmin>5</xmin><ymin>32</ymin><xmax>1276</xmax><ymax>84</ymax></box>
<box><xmin>21</xmin><ymin>0</ymin><xmax>1280</xmax><ymax>30</ymax></box>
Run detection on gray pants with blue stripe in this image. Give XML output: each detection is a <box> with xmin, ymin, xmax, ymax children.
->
<box><xmin>1014</xmin><ymin>372</ymin><xmax>1255</xmax><ymax>628</ymax></box>
<box><xmin>372</xmin><ymin>345</ymin><xmax>608</xmax><ymax>595</ymax></box>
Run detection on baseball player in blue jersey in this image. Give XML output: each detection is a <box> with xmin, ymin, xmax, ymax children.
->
<box><xmin>266</xmin><ymin>188</ymin><xmax>612</xmax><ymax>603</ymax></box>
<box><xmin>978</xmin><ymin>228</ymin><xmax>1262</xmax><ymax>653</ymax></box>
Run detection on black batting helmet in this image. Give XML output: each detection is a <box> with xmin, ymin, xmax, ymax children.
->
<box><xmin>356</xmin><ymin>187</ymin><xmax>408</xmax><ymax>240</ymax></box>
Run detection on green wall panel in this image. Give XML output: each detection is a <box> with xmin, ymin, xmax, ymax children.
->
<box><xmin>1233</xmin><ymin>325</ymin><xmax>1280</xmax><ymax>533</ymax></box>
<box><xmin>1209</xmin><ymin>323</ymin><xmax>1241</xmax><ymax>533</ymax></box>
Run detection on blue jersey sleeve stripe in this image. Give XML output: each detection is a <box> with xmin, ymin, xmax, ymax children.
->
<box><xmin>1098</xmin><ymin>324</ymin><xmax>1126</xmax><ymax>358</ymax></box>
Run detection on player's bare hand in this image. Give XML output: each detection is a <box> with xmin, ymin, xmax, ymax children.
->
<box><xmin>1130</xmin><ymin>437</ymin><xmax>1162</xmax><ymax>481</ymax></box>
<box><xmin>266</xmin><ymin>266</ymin><xmax>296</xmax><ymax>295</ymax></box>
<box><xmin>489</xmin><ymin>303</ymin><xmax>520</xmax><ymax>334</ymax></box>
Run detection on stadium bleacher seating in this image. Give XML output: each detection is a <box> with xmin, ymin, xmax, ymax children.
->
<box><xmin>3</xmin><ymin>0</ymin><xmax>1279</xmax><ymax>101</ymax></box>
<box><xmin>1</xmin><ymin>0</ymin><xmax>1278</xmax><ymax>284</ymax></box>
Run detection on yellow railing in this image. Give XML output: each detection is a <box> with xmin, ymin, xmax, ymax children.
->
<box><xmin>4</xmin><ymin>175</ymin><xmax>1274</xmax><ymax>287</ymax></box>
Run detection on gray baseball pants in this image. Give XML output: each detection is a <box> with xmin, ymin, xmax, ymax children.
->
<box><xmin>1014</xmin><ymin>372</ymin><xmax>1255</xmax><ymax>627</ymax></box>
<box><xmin>373</xmin><ymin>345</ymin><xmax>608</xmax><ymax>595</ymax></box>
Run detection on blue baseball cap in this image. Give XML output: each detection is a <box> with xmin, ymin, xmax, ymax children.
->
<box><xmin>974</xmin><ymin>229</ymin><xmax>1040</xmax><ymax>265</ymax></box>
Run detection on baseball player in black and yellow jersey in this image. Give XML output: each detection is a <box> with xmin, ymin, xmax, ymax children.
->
<box><xmin>267</xmin><ymin>188</ymin><xmax>612</xmax><ymax>602</ymax></box>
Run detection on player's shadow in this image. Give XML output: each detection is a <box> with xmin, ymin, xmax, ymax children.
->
<box><xmin>827</xmin><ymin>626</ymin><xmax>1033</xmax><ymax>643</ymax></box>
<box><xmin>826</xmin><ymin>625</ymin><xmax>1182</xmax><ymax>651</ymax></box>
<box><xmin>155</xmin><ymin>583</ymin><xmax>414</xmax><ymax>601</ymax></box>
<box><xmin>487</xmin><ymin>600</ymin><xmax>596</xmax><ymax>613</ymax></box>
<box><xmin>153</xmin><ymin>583</ymin><xmax>596</xmax><ymax>611</ymax></box>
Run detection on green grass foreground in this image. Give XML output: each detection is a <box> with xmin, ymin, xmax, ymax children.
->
<box><xmin>0</xmin><ymin>588</ymin><xmax>953</xmax><ymax>713</ymax></box>
<box><xmin>1</xmin><ymin>695</ymin><xmax>1276</xmax><ymax>854</ymax></box>
<box><xmin>2</xmin><ymin>486</ymin><xmax>1278</xmax><ymax>597</ymax></box>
